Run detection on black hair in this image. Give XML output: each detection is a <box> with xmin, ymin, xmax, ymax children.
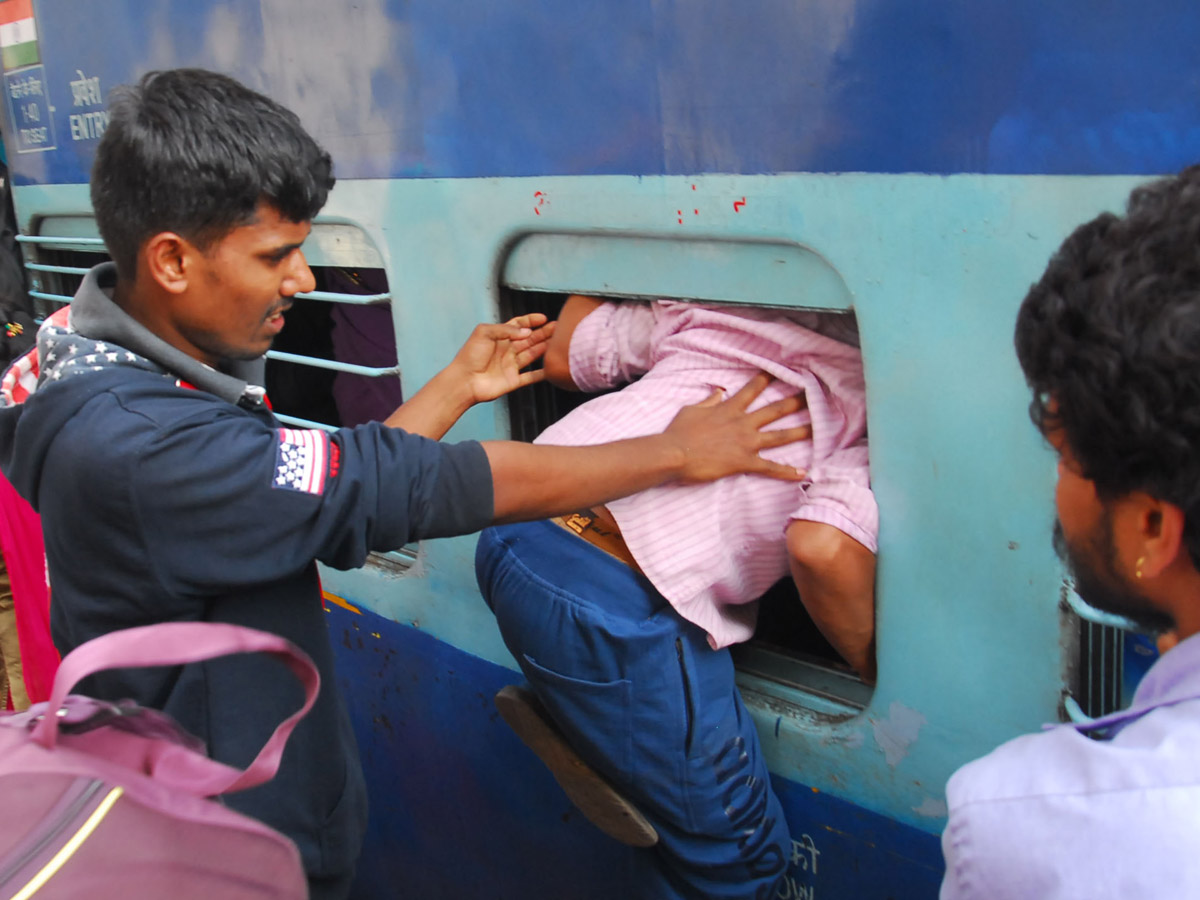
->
<box><xmin>90</xmin><ymin>68</ymin><xmax>335</xmax><ymax>278</ymax></box>
<box><xmin>1015</xmin><ymin>164</ymin><xmax>1200</xmax><ymax>565</ymax></box>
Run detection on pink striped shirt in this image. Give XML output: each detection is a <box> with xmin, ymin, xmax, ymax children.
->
<box><xmin>535</xmin><ymin>300</ymin><xmax>876</xmax><ymax>649</ymax></box>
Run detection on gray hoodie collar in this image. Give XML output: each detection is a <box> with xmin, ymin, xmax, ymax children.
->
<box><xmin>52</xmin><ymin>262</ymin><xmax>267</xmax><ymax>408</ymax></box>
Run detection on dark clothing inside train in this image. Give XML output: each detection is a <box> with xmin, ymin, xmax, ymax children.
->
<box><xmin>266</xmin><ymin>267</ymin><xmax>402</xmax><ymax>428</ymax></box>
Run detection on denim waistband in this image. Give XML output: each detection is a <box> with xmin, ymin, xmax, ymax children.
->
<box><xmin>478</xmin><ymin>519</ymin><xmax>668</xmax><ymax>620</ymax></box>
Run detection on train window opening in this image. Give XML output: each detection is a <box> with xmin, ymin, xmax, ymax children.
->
<box><xmin>499</xmin><ymin>286</ymin><xmax>873</xmax><ymax>712</ymax></box>
<box><xmin>22</xmin><ymin>218</ymin><xmax>401</xmax><ymax>433</ymax></box>
<box><xmin>1058</xmin><ymin>581</ymin><xmax>1139</xmax><ymax>722</ymax></box>
<box><xmin>22</xmin><ymin>244</ymin><xmax>402</xmax><ymax>432</ymax></box>
<box><xmin>265</xmin><ymin>265</ymin><xmax>402</xmax><ymax>431</ymax></box>
<box><xmin>498</xmin><ymin>288</ymin><xmax>593</xmax><ymax>442</ymax></box>
<box><xmin>264</xmin><ymin>263</ymin><xmax>414</xmax><ymax>571</ymax></box>
<box><xmin>1074</xmin><ymin>617</ymin><xmax>1123</xmax><ymax>719</ymax></box>
<box><xmin>22</xmin><ymin>242</ymin><xmax>111</xmax><ymax>318</ymax></box>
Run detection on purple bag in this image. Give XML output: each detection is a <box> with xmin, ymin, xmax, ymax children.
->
<box><xmin>0</xmin><ymin>622</ymin><xmax>318</xmax><ymax>899</ymax></box>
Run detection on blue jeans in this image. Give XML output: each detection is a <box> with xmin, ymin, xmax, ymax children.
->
<box><xmin>476</xmin><ymin>520</ymin><xmax>790</xmax><ymax>900</ymax></box>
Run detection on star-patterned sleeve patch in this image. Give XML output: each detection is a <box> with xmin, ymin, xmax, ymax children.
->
<box><xmin>273</xmin><ymin>428</ymin><xmax>332</xmax><ymax>495</ymax></box>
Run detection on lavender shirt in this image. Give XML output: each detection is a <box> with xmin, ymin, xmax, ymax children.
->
<box><xmin>536</xmin><ymin>300</ymin><xmax>876</xmax><ymax>649</ymax></box>
<box><xmin>941</xmin><ymin>631</ymin><xmax>1200</xmax><ymax>898</ymax></box>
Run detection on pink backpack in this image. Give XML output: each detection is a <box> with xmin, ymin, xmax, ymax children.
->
<box><xmin>0</xmin><ymin>622</ymin><xmax>316</xmax><ymax>899</ymax></box>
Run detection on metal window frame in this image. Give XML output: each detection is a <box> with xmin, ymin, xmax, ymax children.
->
<box><xmin>18</xmin><ymin>224</ymin><xmax>414</xmax><ymax>567</ymax></box>
<box><xmin>17</xmin><ymin>231</ymin><xmax>402</xmax><ymax>433</ymax></box>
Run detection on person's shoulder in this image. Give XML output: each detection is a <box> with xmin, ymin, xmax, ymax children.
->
<box><xmin>50</xmin><ymin>370</ymin><xmax>265</xmax><ymax>455</ymax></box>
<box><xmin>950</xmin><ymin>702</ymin><xmax>1200</xmax><ymax>812</ymax></box>
<box><xmin>946</xmin><ymin>724</ymin><xmax>1088</xmax><ymax>808</ymax></box>
<box><xmin>943</xmin><ymin>714</ymin><xmax>1200</xmax><ymax>900</ymax></box>
<box><xmin>103</xmin><ymin>373</ymin><xmax>258</xmax><ymax>429</ymax></box>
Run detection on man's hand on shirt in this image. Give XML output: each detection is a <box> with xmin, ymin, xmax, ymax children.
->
<box><xmin>485</xmin><ymin>372</ymin><xmax>809</xmax><ymax>523</ymax></box>
<box><xmin>665</xmin><ymin>373</ymin><xmax>810</xmax><ymax>483</ymax></box>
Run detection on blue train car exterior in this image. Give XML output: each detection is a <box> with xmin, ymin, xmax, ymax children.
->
<box><xmin>3</xmin><ymin>1</ymin><xmax>1199</xmax><ymax>896</ymax></box>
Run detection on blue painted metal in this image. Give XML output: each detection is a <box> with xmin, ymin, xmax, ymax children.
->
<box><xmin>28</xmin><ymin>290</ymin><xmax>69</xmax><ymax>305</ymax></box>
<box><xmin>14</xmin><ymin>235</ymin><xmax>103</xmax><ymax>246</ymax></box>
<box><xmin>295</xmin><ymin>290</ymin><xmax>391</xmax><ymax>306</ymax></box>
<box><xmin>326</xmin><ymin>601</ymin><xmax>943</xmax><ymax>899</ymax></box>
<box><xmin>1064</xmin><ymin>585</ymin><xmax>1145</xmax><ymax>632</ymax></box>
<box><xmin>2</xmin><ymin>0</ymin><xmax>1199</xmax><ymax>185</ymax></box>
<box><xmin>23</xmin><ymin>261</ymin><xmax>91</xmax><ymax>276</ymax></box>
<box><xmin>263</xmin><ymin>350</ymin><xmax>397</xmax><ymax>379</ymax></box>
<box><xmin>503</xmin><ymin>234</ymin><xmax>854</xmax><ymax>310</ymax></box>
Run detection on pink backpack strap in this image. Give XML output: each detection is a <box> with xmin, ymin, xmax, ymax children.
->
<box><xmin>29</xmin><ymin>622</ymin><xmax>320</xmax><ymax>795</ymax></box>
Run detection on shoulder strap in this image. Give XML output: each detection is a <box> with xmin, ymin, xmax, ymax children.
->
<box><xmin>30</xmin><ymin>622</ymin><xmax>320</xmax><ymax>795</ymax></box>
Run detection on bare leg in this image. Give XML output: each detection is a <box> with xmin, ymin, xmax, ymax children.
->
<box><xmin>785</xmin><ymin>520</ymin><xmax>877</xmax><ymax>683</ymax></box>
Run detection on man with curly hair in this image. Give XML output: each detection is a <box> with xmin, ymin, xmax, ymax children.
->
<box><xmin>940</xmin><ymin>165</ymin><xmax>1200</xmax><ymax>898</ymax></box>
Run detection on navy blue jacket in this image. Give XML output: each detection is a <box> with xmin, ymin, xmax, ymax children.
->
<box><xmin>0</xmin><ymin>264</ymin><xmax>494</xmax><ymax>883</ymax></box>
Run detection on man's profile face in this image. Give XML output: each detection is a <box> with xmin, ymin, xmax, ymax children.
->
<box><xmin>168</xmin><ymin>202</ymin><xmax>315</xmax><ymax>366</ymax></box>
<box><xmin>1050</xmin><ymin>428</ymin><xmax>1174</xmax><ymax>632</ymax></box>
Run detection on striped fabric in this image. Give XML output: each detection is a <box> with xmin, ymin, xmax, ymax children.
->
<box><xmin>537</xmin><ymin>300</ymin><xmax>876</xmax><ymax>648</ymax></box>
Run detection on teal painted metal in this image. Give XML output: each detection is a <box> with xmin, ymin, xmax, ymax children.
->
<box><xmin>504</xmin><ymin>233</ymin><xmax>853</xmax><ymax>310</ymax></box>
<box><xmin>273</xmin><ymin>412</ymin><xmax>336</xmax><ymax>433</ymax></box>
<box><xmin>24</xmin><ymin>262</ymin><xmax>91</xmax><ymax>276</ymax></box>
<box><xmin>9</xmin><ymin>171</ymin><xmax>1145</xmax><ymax>835</ymax></box>
<box><xmin>294</xmin><ymin>289</ymin><xmax>390</xmax><ymax>306</ymax></box>
<box><xmin>14</xmin><ymin>235</ymin><xmax>105</xmax><ymax>246</ymax></box>
<box><xmin>28</xmin><ymin>290</ymin><xmax>70</xmax><ymax>306</ymax></box>
<box><xmin>263</xmin><ymin>349</ymin><xmax>398</xmax><ymax>379</ymax></box>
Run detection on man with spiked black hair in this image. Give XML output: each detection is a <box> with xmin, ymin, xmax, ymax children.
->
<box><xmin>0</xmin><ymin>68</ymin><xmax>810</xmax><ymax>897</ymax></box>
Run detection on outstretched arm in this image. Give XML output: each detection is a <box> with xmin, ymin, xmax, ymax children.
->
<box><xmin>384</xmin><ymin>313</ymin><xmax>554</xmax><ymax>439</ymax></box>
<box><xmin>485</xmin><ymin>372</ymin><xmax>810</xmax><ymax>522</ymax></box>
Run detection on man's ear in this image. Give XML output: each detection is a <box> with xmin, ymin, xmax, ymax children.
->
<box><xmin>1136</xmin><ymin>496</ymin><xmax>1186</xmax><ymax>580</ymax></box>
<box><xmin>143</xmin><ymin>232</ymin><xmax>193</xmax><ymax>295</ymax></box>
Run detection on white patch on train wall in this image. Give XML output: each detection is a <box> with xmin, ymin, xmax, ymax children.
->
<box><xmin>139</xmin><ymin>4</ymin><xmax>210</xmax><ymax>72</ymax></box>
<box><xmin>256</xmin><ymin>0</ymin><xmax>409</xmax><ymax>168</ymax></box>
<box><xmin>654</xmin><ymin>0</ymin><xmax>854</xmax><ymax>173</ymax></box>
<box><xmin>203</xmin><ymin>5</ymin><xmax>248</xmax><ymax>73</ymax></box>
<box><xmin>826</xmin><ymin>727</ymin><xmax>865</xmax><ymax>751</ymax></box>
<box><xmin>871</xmin><ymin>701</ymin><xmax>927</xmax><ymax>767</ymax></box>
<box><xmin>912</xmin><ymin>796</ymin><xmax>948</xmax><ymax>818</ymax></box>
<box><xmin>132</xmin><ymin>1</ymin><xmax>415</xmax><ymax>173</ymax></box>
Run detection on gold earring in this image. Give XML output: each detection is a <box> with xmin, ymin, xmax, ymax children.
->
<box><xmin>1136</xmin><ymin>556</ymin><xmax>1146</xmax><ymax>579</ymax></box>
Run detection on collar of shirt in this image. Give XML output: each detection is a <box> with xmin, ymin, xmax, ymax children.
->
<box><xmin>69</xmin><ymin>262</ymin><xmax>268</xmax><ymax>410</ymax></box>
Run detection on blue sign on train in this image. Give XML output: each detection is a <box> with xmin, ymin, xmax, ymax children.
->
<box><xmin>4</xmin><ymin>64</ymin><xmax>54</xmax><ymax>153</ymax></box>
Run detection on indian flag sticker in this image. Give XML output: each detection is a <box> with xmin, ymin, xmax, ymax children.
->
<box><xmin>0</xmin><ymin>0</ymin><xmax>38</xmax><ymax>71</ymax></box>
